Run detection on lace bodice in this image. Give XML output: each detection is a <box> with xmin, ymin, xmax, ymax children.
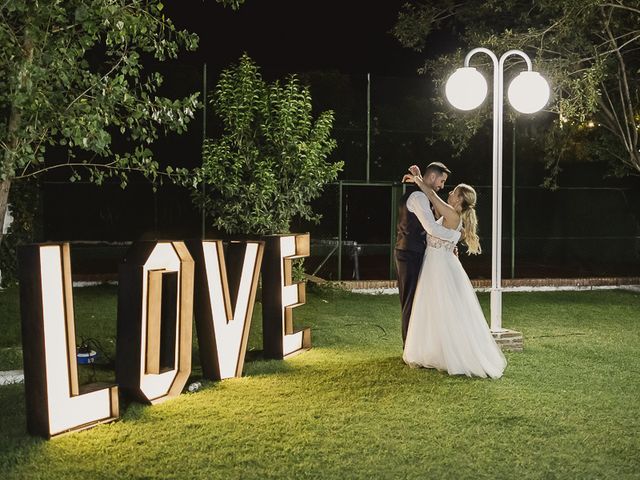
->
<box><xmin>427</xmin><ymin>219</ymin><xmax>462</xmax><ymax>252</ymax></box>
<box><xmin>427</xmin><ymin>235</ymin><xmax>456</xmax><ymax>252</ymax></box>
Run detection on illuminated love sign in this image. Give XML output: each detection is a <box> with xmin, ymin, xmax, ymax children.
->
<box><xmin>187</xmin><ymin>240</ymin><xmax>264</xmax><ymax>380</ymax></box>
<box><xmin>18</xmin><ymin>244</ymin><xmax>119</xmax><ymax>437</ymax></box>
<box><xmin>115</xmin><ymin>241</ymin><xmax>195</xmax><ymax>405</ymax></box>
<box><xmin>262</xmin><ymin>235</ymin><xmax>311</xmax><ymax>358</ymax></box>
<box><xmin>18</xmin><ymin>234</ymin><xmax>310</xmax><ymax>438</ymax></box>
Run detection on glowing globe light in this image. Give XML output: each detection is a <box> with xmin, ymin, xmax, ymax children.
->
<box><xmin>507</xmin><ymin>71</ymin><xmax>550</xmax><ymax>114</ymax></box>
<box><xmin>445</xmin><ymin>67</ymin><xmax>488</xmax><ymax>111</ymax></box>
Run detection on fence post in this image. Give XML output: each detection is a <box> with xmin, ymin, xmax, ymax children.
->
<box><xmin>390</xmin><ymin>184</ymin><xmax>397</xmax><ymax>280</ymax></box>
<box><xmin>338</xmin><ymin>180</ymin><xmax>343</xmax><ymax>281</ymax></box>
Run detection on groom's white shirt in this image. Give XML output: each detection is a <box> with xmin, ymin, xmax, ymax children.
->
<box><xmin>406</xmin><ymin>191</ymin><xmax>461</xmax><ymax>243</ymax></box>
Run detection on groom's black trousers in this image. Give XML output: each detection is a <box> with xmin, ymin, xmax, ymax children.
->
<box><xmin>394</xmin><ymin>248</ymin><xmax>424</xmax><ymax>346</ymax></box>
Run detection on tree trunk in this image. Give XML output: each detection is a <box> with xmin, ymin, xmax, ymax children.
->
<box><xmin>0</xmin><ymin>179</ymin><xmax>11</xmax><ymax>246</ymax></box>
<box><xmin>0</xmin><ymin>28</ymin><xmax>33</xmax><ymax>249</ymax></box>
<box><xmin>0</xmin><ymin>99</ymin><xmax>20</xmax><ymax>248</ymax></box>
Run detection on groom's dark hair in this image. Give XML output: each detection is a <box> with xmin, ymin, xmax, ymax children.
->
<box><xmin>424</xmin><ymin>162</ymin><xmax>451</xmax><ymax>176</ymax></box>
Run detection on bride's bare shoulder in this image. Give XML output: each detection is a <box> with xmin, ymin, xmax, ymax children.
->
<box><xmin>443</xmin><ymin>212</ymin><xmax>461</xmax><ymax>230</ymax></box>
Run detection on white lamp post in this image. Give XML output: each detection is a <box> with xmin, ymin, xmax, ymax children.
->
<box><xmin>445</xmin><ymin>48</ymin><xmax>550</xmax><ymax>332</ymax></box>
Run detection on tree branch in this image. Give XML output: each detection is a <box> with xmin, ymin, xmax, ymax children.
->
<box><xmin>597</xmin><ymin>92</ymin><xmax>627</xmax><ymax>141</ymax></box>
<box><xmin>64</xmin><ymin>49</ymin><xmax>128</xmax><ymax>113</ymax></box>
<box><xmin>601</xmin><ymin>2</ymin><xmax>640</xmax><ymax>15</ymax></box>
<box><xmin>14</xmin><ymin>160</ymin><xmax>169</xmax><ymax>180</ymax></box>
<box><xmin>602</xmin><ymin>6</ymin><xmax>638</xmax><ymax>156</ymax></box>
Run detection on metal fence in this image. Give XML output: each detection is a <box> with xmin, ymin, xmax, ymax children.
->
<box><xmin>297</xmin><ymin>183</ymin><xmax>640</xmax><ymax>281</ymax></box>
<box><xmin>35</xmin><ymin>68</ymin><xmax>640</xmax><ymax>280</ymax></box>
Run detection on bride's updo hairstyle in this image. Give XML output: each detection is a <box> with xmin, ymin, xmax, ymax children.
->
<box><xmin>456</xmin><ymin>184</ymin><xmax>481</xmax><ymax>255</ymax></box>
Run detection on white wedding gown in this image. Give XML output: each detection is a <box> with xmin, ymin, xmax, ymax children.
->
<box><xmin>402</xmin><ymin>219</ymin><xmax>507</xmax><ymax>379</ymax></box>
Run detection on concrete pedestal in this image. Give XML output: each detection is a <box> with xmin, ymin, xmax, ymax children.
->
<box><xmin>492</xmin><ymin>329</ymin><xmax>523</xmax><ymax>352</ymax></box>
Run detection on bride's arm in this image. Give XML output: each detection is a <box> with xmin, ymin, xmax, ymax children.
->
<box><xmin>405</xmin><ymin>192</ymin><xmax>461</xmax><ymax>243</ymax></box>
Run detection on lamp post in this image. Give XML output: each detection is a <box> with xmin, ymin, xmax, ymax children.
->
<box><xmin>445</xmin><ymin>48</ymin><xmax>550</xmax><ymax>332</ymax></box>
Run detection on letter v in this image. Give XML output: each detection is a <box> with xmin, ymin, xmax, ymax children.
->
<box><xmin>187</xmin><ymin>240</ymin><xmax>264</xmax><ymax>380</ymax></box>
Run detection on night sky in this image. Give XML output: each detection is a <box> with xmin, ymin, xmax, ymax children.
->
<box><xmin>164</xmin><ymin>0</ymin><xmax>427</xmax><ymax>76</ymax></box>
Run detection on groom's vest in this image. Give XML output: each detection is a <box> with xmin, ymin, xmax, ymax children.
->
<box><xmin>395</xmin><ymin>187</ymin><xmax>427</xmax><ymax>253</ymax></box>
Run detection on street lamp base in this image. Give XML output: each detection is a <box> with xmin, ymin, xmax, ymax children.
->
<box><xmin>491</xmin><ymin>329</ymin><xmax>523</xmax><ymax>352</ymax></box>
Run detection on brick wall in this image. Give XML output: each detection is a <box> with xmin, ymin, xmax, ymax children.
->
<box><xmin>329</xmin><ymin>277</ymin><xmax>640</xmax><ymax>291</ymax></box>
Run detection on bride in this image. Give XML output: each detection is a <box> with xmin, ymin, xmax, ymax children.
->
<box><xmin>402</xmin><ymin>166</ymin><xmax>506</xmax><ymax>379</ymax></box>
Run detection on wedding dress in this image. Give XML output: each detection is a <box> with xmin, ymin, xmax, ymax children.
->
<box><xmin>402</xmin><ymin>217</ymin><xmax>507</xmax><ymax>379</ymax></box>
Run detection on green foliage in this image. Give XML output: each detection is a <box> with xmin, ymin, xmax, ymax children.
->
<box><xmin>0</xmin><ymin>0</ymin><xmax>201</xmax><ymax>186</ymax></box>
<box><xmin>0</xmin><ymin>0</ymin><xmax>246</xmax><ymax>277</ymax></box>
<box><xmin>392</xmin><ymin>0</ymin><xmax>460</xmax><ymax>52</ymax></box>
<box><xmin>176</xmin><ymin>54</ymin><xmax>343</xmax><ymax>235</ymax></box>
<box><xmin>0</xmin><ymin>180</ymin><xmax>41</xmax><ymax>287</ymax></box>
<box><xmin>394</xmin><ymin>0</ymin><xmax>640</xmax><ymax>183</ymax></box>
<box><xmin>215</xmin><ymin>0</ymin><xmax>246</xmax><ymax>10</ymax></box>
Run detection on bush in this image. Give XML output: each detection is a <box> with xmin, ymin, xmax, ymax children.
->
<box><xmin>177</xmin><ymin>54</ymin><xmax>343</xmax><ymax>235</ymax></box>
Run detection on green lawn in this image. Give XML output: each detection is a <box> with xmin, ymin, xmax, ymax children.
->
<box><xmin>1</xmin><ymin>285</ymin><xmax>639</xmax><ymax>479</ymax></box>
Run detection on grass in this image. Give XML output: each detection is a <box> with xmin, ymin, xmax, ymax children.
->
<box><xmin>0</xmin><ymin>284</ymin><xmax>639</xmax><ymax>479</ymax></box>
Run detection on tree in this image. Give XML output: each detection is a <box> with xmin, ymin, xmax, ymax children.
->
<box><xmin>393</xmin><ymin>0</ymin><xmax>640</xmax><ymax>185</ymax></box>
<box><xmin>177</xmin><ymin>54</ymin><xmax>343</xmax><ymax>235</ymax></box>
<box><xmin>0</xmin><ymin>0</ymin><xmax>256</xmax><ymax>248</ymax></box>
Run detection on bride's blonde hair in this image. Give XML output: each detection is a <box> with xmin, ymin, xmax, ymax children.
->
<box><xmin>456</xmin><ymin>184</ymin><xmax>481</xmax><ymax>255</ymax></box>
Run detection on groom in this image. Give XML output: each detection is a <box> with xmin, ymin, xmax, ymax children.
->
<box><xmin>394</xmin><ymin>161</ymin><xmax>454</xmax><ymax>346</ymax></box>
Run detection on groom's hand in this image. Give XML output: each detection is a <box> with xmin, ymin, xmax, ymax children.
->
<box><xmin>408</xmin><ymin>165</ymin><xmax>421</xmax><ymax>176</ymax></box>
